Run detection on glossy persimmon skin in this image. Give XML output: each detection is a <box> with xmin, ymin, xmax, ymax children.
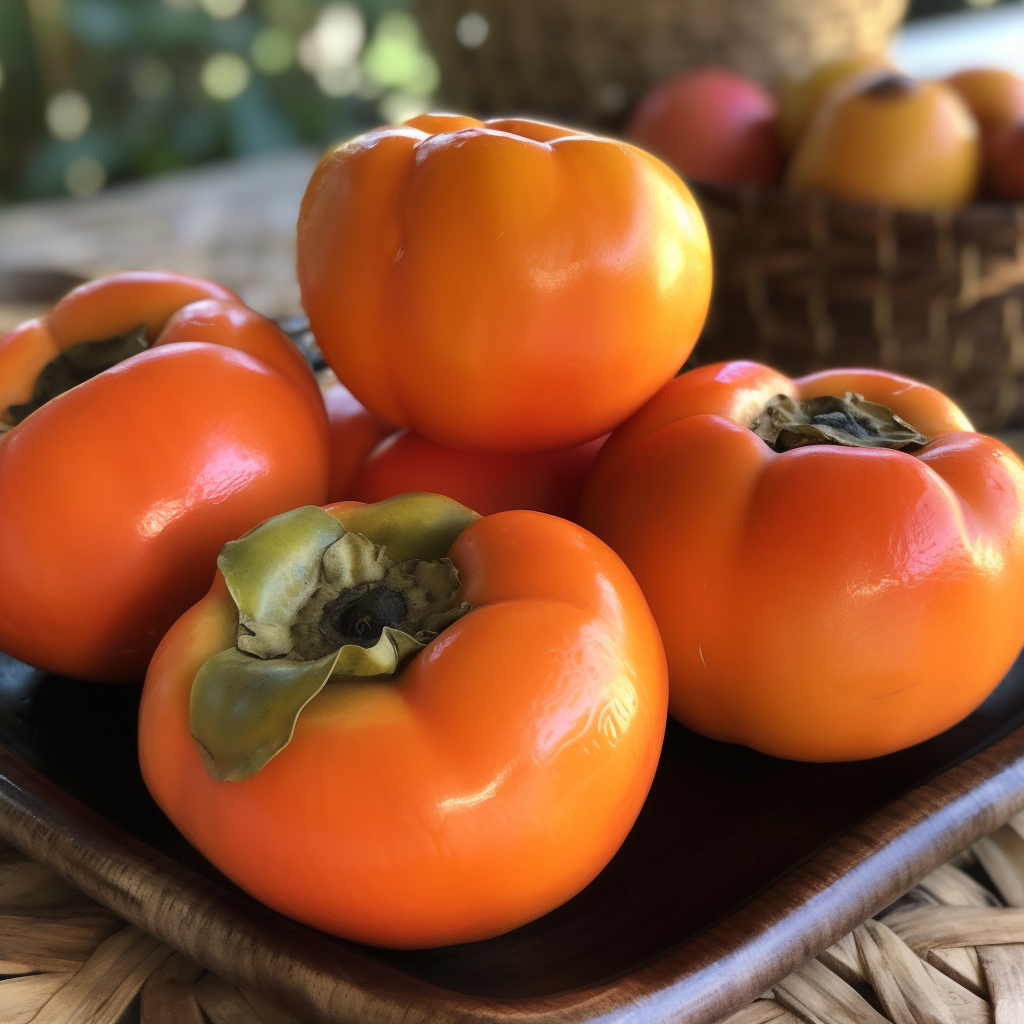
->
<box><xmin>0</xmin><ymin>272</ymin><xmax>330</xmax><ymax>682</ymax></box>
<box><xmin>350</xmin><ymin>428</ymin><xmax>606</xmax><ymax>517</ymax></box>
<box><xmin>138</xmin><ymin>507</ymin><xmax>668</xmax><ymax>947</ymax></box>
<box><xmin>580</xmin><ymin>361</ymin><xmax>1024</xmax><ymax>762</ymax></box>
<box><xmin>155</xmin><ymin>296</ymin><xmax>325</xmax><ymax>417</ymax></box>
<box><xmin>321</xmin><ymin>377</ymin><xmax>394</xmax><ymax>500</ymax></box>
<box><xmin>297</xmin><ymin>114</ymin><xmax>712</xmax><ymax>454</ymax></box>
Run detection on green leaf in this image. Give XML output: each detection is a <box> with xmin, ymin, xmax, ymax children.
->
<box><xmin>190</xmin><ymin>627</ymin><xmax>425</xmax><ymax>781</ymax></box>
<box><xmin>335</xmin><ymin>492</ymin><xmax>479</xmax><ymax>562</ymax></box>
<box><xmin>192</xmin><ymin>495</ymin><xmax>477</xmax><ymax>781</ymax></box>
<box><xmin>218</xmin><ymin>505</ymin><xmax>345</xmax><ymax>659</ymax></box>
<box><xmin>190</xmin><ymin>647</ymin><xmax>339</xmax><ymax>782</ymax></box>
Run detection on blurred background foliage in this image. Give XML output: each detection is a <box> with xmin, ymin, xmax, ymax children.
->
<box><xmin>0</xmin><ymin>0</ymin><xmax>1014</xmax><ymax>206</ymax></box>
<box><xmin>0</xmin><ymin>0</ymin><xmax>438</xmax><ymax>203</ymax></box>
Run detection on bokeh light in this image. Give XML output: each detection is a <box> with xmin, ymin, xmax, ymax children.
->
<box><xmin>200</xmin><ymin>52</ymin><xmax>251</xmax><ymax>101</ymax></box>
<box><xmin>64</xmin><ymin>156</ymin><xmax>106</xmax><ymax>197</ymax></box>
<box><xmin>299</xmin><ymin>4</ymin><xmax>365</xmax><ymax>75</ymax></box>
<box><xmin>2</xmin><ymin>0</ymin><xmax>439</xmax><ymax>204</ymax></box>
<box><xmin>362</xmin><ymin>11</ymin><xmax>439</xmax><ymax>96</ymax></box>
<box><xmin>251</xmin><ymin>28</ymin><xmax>295</xmax><ymax>75</ymax></box>
<box><xmin>455</xmin><ymin>12</ymin><xmax>489</xmax><ymax>48</ymax></box>
<box><xmin>378</xmin><ymin>91</ymin><xmax>429</xmax><ymax>125</ymax></box>
<box><xmin>199</xmin><ymin>0</ymin><xmax>247</xmax><ymax>18</ymax></box>
<box><xmin>46</xmin><ymin>90</ymin><xmax>92</xmax><ymax>141</ymax></box>
<box><xmin>316</xmin><ymin>64</ymin><xmax>361</xmax><ymax>97</ymax></box>
<box><xmin>260</xmin><ymin>0</ymin><xmax>313</xmax><ymax>34</ymax></box>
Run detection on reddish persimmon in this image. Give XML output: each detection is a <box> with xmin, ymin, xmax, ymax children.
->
<box><xmin>349</xmin><ymin>429</ymin><xmax>606</xmax><ymax>517</ymax></box>
<box><xmin>320</xmin><ymin>375</ymin><xmax>394</xmax><ymax>500</ymax></box>
<box><xmin>627</xmin><ymin>67</ymin><xmax>784</xmax><ymax>185</ymax></box>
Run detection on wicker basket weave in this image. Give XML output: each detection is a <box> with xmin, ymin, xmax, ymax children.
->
<box><xmin>413</xmin><ymin>0</ymin><xmax>907</xmax><ymax>127</ymax></box>
<box><xmin>691</xmin><ymin>185</ymin><xmax>1024</xmax><ymax>432</ymax></box>
<box><xmin>5</xmin><ymin>823</ymin><xmax>1024</xmax><ymax>1024</ymax></box>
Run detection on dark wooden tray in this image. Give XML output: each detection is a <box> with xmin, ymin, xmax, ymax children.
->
<box><xmin>3</xmin><ymin>648</ymin><xmax>1024</xmax><ymax>1023</ymax></box>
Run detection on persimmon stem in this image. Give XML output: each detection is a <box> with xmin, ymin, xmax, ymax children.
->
<box><xmin>751</xmin><ymin>393</ymin><xmax>929</xmax><ymax>453</ymax></box>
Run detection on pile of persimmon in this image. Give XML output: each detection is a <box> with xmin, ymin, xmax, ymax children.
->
<box><xmin>6</xmin><ymin>108</ymin><xmax>1024</xmax><ymax>957</ymax></box>
<box><xmin>136</xmin><ymin>112</ymin><xmax>716</xmax><ymax>950</ymax></box>
<box><xmin>627</xmin><ymin>60</ymin><xmax>1024</xmax><ymax>207</ymax></box>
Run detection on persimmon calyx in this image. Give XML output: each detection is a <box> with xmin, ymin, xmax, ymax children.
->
<box><xmin>751</xmin><ymin>392</ymin><xmax>929</xmax><ymax>453</ymax></box>
<box><xmin>6</xmin><ymin>324</ymin><xmax>149</xmax><ymax>425</ymax></box>
<box><xmin>191</xmin><ymin>503</ymin><xmax>472</xmax><ymax>782</ymax></box>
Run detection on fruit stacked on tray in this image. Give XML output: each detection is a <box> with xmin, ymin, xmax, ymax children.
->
<box><xmin>1</xmin><ymin>112</ymin><xmax>1023</xmax><ymax>949</ymax></box>
<box><xmin>626</xmin><ymin>60</ymin><xmax>1024</xmax><ymax>206</ymax></box>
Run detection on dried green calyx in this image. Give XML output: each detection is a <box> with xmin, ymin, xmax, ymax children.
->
<box><xmin>191</xmin><ymin>496</ymin><xmax>478</xmax><ymax>782</ymax></box>
<box><xmin>751</xmin><ymin>392</ymin><xmax>929</xmax><ymax>453</ymax></box>
<box><xmin>5</xmin><ymin>324</ymin><xmax>149</xmax><ymax>425</ymax></box>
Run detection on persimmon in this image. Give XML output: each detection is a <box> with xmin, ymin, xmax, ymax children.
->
<box><xmin>320</xmin><ymin>374</ymin><xmax>394</xmax><ymax>500</ymax></box>
<box><xmin>0</xmin><ymin>272</ymin><xmax>330</xmax><ymax>682</ymax></box>
<box><xmin>349</xmin><ymin>428</ymin><xmax>606</xmax><ymax>517</ymax></box>
<box><xmin>787</xmin><ymin>73</ymin><xmax>979</xmax><ymax>210</ymax></box>
<box><xmin>988</xmin><ymin>121</ymin><xmax>1024</xmax><ymax>200</ymax></box>
<box><xmin>139</xmin><ymin>494</ymin><xmax>668</xmax><ymax>946</ymax></box>
<box><xmin>945</xmin><ymin>68</ymin><xmax>1024</xmax><ymax>154</ymax></box>
<box><xmin>627</xmin><ymin>67</ymin><xmax>784</xmax><ymax>186</ymax></box>
<box><xmin>297</xmin><ymin>114</ymin><xmax>712</xmax><ymax>453</ymax></box>
<box><xmin>776</xmin><ymin>54</ymin><xmax>893</xmax><ymax>150</ymax></box>
<box><xmin>580</xmin><ymin>361</ymin><xmax>1024</xmax><ymax>761</ymax></box>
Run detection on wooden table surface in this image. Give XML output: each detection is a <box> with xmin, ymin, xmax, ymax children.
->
<box><xmin>0</xmin><ymin>149</ymin><xmax>318</xmax><ymax>333</ymax></box>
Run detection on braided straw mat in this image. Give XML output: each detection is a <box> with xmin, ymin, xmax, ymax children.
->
<box><xmin>6</xmin><ymin>815</ymin><xmax>1024</xmax><ymax>1024</ymax></box>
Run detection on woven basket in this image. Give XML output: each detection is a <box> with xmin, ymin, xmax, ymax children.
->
<box><xmin>691</xmin><ymin>185</ymin><xmax>1024</xmax><ymax>432</ymax></box>
<box><xmin>6</xmin><ymin>821</ymin><xmax>1024</xmax><ymax>1024</ymax></box>
<box><xmin>413</xmin><ymin>0</ymin><xmax>907</xmax><ymax>127</ymax></box>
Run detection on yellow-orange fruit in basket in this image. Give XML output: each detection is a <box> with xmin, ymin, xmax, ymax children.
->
<box><xmin>776</xmin><ymin>54</ymin><xmax>893</xmax><ymax>151</ymax></box>
<box><xmin>786</xmin><ymin>72</ymin><xmax>979</xmax><ymax>210</ymax></box>
<box><xmin>945</xmin><ymin>68</ymin><xmax>1024</xmax><ymax>152</ymax></box>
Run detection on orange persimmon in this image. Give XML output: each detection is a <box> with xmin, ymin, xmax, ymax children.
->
<box><xmin>297</xmin><ymin>114</ymin><xmax>712</xmax><ymax>454</ymax></box>
<box><xmin>138</xmin><ymin>495</ymin><xmax>668</xmax><ymax>946</ymax></box>
<box><xmin>580</xmin><ymin>361</ymin><xmax>1024</xmax><ymax>761</ymax></box>
<box><xmin>320</xmin><ymin>375</ymin><xmax>395</xmax><ymax>500</ymax></box>
<box><xmin>0</xmin><ymin>271</ymin><xmax>330</xmax><ymax>682</ymax></box>
<box><xmin>786</xmin><ymin>73</ymin><xmax>979</xmax><ymax>210</ymax></box>
<box><xmin>348</xmin><ymin>428</ymin><xmax>606</xmax><ymax>517</ymax></box>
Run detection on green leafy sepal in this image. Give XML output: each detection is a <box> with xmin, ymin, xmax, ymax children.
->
<box><xmin>190</xmin><ymin>497</ymin><xmax>477</xmax><ymax>782</ymax></box>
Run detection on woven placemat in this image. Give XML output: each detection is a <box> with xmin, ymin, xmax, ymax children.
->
<box><xmin>5</xmin><ymin>815</ymin><xmax>1024</xmax><ymax>1023</ymax></box>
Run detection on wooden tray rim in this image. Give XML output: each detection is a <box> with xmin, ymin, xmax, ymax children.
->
<box><xmin>2</xmin><ymin>719</ymin><xmax>1024</xmax><ymax>1023</ymax></box>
